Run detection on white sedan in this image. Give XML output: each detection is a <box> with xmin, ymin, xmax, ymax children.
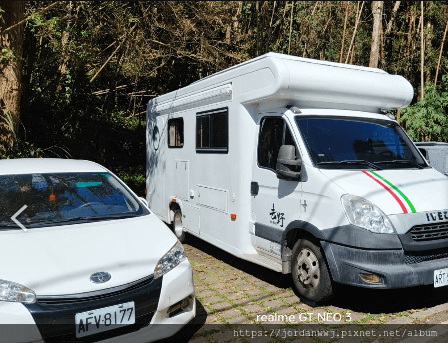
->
<box><xmin>0</xmin><ymin>158</ymin><xmax>195</xmax><ymax>342</ymax></box>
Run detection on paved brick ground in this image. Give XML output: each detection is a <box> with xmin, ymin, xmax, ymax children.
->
<box><xmin>166</xmin><ymin>236</ymin><xmax>448</xmax><ymax>343</ymax></box>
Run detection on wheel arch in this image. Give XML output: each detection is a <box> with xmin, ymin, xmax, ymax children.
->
<box><xmin>281</xmin><ymin>221</ymin><xmax>339</xmax><ymax>282</ymax></box>
<box><xmin>281</xmin><ymin>220</ymin><xmax>326</xmax><ymax>256</ymax></box>
<box><xmin>168</xmin><ymin>199</ymin><xmax>183</xmax><ymax>224</ymax></box>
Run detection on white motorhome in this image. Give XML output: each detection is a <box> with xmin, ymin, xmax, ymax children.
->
<box><xmin>146</xmin><ymin>53</ymin><xmax>448</xmax><ymax>303</ymax></box>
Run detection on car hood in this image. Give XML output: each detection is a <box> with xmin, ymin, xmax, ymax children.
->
<box><xmin>0</xmin><ymin>214</ymin><xmax>178</xmax><ymax>296</ymax></box>
<box><xmin>320</xmin><ymin>168</ymin><xmax>448</xmax><ymax>215</ymax></box>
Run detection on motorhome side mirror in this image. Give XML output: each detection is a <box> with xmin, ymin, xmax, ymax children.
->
<box><xmin>139</xmin><ymin>197</ymin><xmax>149</xmax><ymax>208</ymax></box>
<box><xmin>276</xmin><ymin>145</ymin><xmax>301</xmax><ymax>180</ymax></box>
<box><xmin>418</xmin><ymin>148</ymin><xmax>430</xmax><ymax>162</ymax></box>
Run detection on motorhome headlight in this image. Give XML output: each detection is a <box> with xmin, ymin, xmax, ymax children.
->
<box><xmin>154</xmin><ymin>241</ymin><xmax>186</xmax><ymax>279</ymax></box>
<box><xmin>0</xmin><ymin>280</ymin><xmax>36</xmax><ymax>303</ymax></box>
<box><xmin>341</xmin><ymin>194</ymin><xmax>396</xmax><ymax>234</ymax></box>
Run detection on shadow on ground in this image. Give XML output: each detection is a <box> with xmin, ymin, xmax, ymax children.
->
<box><xmin>186</xmin><ymin>235</ymin><xmax>448</xmax><ymax>314</ymax></box>
<box><xmin>186</xmin><ymin>235</ymin><xmax>291</xmax><ymax>289</ymax></box>
<box><xmin>333</xmin><ymin>283</ymin><xmax>448</xmax><ymax>314</ymax></box>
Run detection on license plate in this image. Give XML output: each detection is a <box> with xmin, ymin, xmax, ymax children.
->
<box><xmin>75</xmin><ymin>301</ymin><xmax>135</xmax><ymax>338</ymax></box>
<box><xmin>434</xmin><ymin>269</ymin><xmax>448</xmax><ymax>288</ymax></box>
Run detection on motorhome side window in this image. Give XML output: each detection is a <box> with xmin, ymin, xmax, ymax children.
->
<box><xmin>258</xmin><ymin>117</ymin><xmax>296</xmax><ymax>170</ymax></box>
<box><xmin>196</xmin><ymin>108</ymin><xmax>228</xmax><ymax>153</ymax></box>
<box><xmin>168</xmin><ymin>118</ymin><xmax>184</xmax><ymax>148</ymax></box>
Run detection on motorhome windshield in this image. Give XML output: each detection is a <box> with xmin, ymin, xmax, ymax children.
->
<box><xmin>295</xmin><ymin>116</ymin><xmax>428</xmax><ymax>170</ymax></box>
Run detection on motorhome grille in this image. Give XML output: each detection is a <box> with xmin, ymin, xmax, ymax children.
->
<box><xmin>409</xmin><ymin>222</ymin><xmax>448</xmax><ymax>242</ymax></box>
<box><xmin>37</xmin><ymin>274</ymin><xmax>154</xmax><ymax>304</ymax></box>
<box><xmin>404</xmin><ymin>248</ymin><xmax>448</xmax><ymax>264</ymax></box>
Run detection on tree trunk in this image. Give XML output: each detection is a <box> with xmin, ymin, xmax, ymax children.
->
<box><xmin>435</xmin><ymin>18</ymin><xmax>448</xmax><ymax>86</ymax></box>
<box><xmin>256</xmin><ymin>1</ymin><xmax>260</xmax><ymax>56</ymax></box>
<box><xmin>288</xmin><ymin>1</ymin><xmax>294</xmax><ymax>55</ymax></box>
<box><xmin>420</xmin><ymin>1</ymin><xmax>424</xmax><ymax>99</ymax></box>
<box><xmin>385</xmin><ymin>1</ymin><xmax>401</xmax><ymax>36</ymax></box>
<box><xmin>384</xmin><ymin>1</ymin><xmax>400</xmax><ymax>65</ymax></box>
<box><xmin>345</xmin><ymin>1</ymin><xmax>364</xmax><ymax>64</ymax></box>
<box><xmin>369</xmin><ymin>1</ymin><xmax>383</xmax><ymax>68</ymax></box>
<box><xmin>339</xmin><ymin>1</ymin><xmax>349</xmax><ymax>63</ymax></box>
<box><xmin>0</xmin><ymin>1</ymin><xmax>25</xmax><ymax>153</ymax></box>
<box><xmin>406</xmin><ymin>8</ymin><xmax>415</xmax><ymax>75</ymax></box>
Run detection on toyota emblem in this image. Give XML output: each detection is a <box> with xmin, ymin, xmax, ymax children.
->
<box><xmin>90</xmin><ymin>272</ymin><xmax>112</xmax><ymax>284</ymax></box>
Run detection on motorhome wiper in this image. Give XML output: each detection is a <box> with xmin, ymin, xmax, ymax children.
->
<box><xmin>317</xmin><ymin>160</ymin><xmax>382</xmax><ymax>170</ymax></box>
<box><xmin>374</xmin><ymin>160</ymin><xmax>424</xmax><ymax>169</ymax></box>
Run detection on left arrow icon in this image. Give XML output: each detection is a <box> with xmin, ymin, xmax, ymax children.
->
<box><xmin>11</xmin><ymin>205</ymin><xmax>28</xmax><ymax>232</ymax></box>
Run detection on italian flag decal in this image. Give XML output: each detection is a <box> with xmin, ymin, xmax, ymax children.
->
<box><xmin>362</xmin><ymin>170</ymin><xmax>416</xmax><ymax>214</ymax></box>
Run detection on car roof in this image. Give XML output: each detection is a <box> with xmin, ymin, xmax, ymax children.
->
<box><xmin>0</xmin><ymin>158</ymin><xmax>107</xmax><ymax>175</ymax></box>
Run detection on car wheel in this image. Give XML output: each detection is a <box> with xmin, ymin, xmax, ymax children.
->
<box><xmin>173</xmin><ymin>209</ymin><xmax>187</xmax><ymax>243</ymax></box>
<box><xmin>291</xmin><ymin>238</ymin><xmax>333</xmax><ymax>304</ymax></box>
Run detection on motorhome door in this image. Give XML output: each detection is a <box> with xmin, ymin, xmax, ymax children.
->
<box><xmin>251</xmin><ymin>113</ymin><xmax>302</xmax><ymax>258</ymax></box>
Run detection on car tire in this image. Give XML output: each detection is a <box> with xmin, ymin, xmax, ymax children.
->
<box><xmin>172</xmin><ymin>209</ymin><xmax>187</xmax><ymax>243</ymax></box>
<box><xmin>291</xmin><ymin>238</ymin><xmax>333</xmax><ymax>304</ymax></box>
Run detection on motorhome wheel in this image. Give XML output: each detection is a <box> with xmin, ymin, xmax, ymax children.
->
<box><xmin>173</xmin><ymin>209</ymin><xmax>186</xmax><ymax>242</ymax></box>
<box><xmin>291</xmin><ymin>238</ymin><xmax>333</xmax><ymax>303</ymax></box>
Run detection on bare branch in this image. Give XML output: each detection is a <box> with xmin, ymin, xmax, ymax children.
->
<box><xmin>90</xmin><ymin>23</ymin><xmax>137</xmax><ymax>83</ymax></box>
<box><xmin>0</xmin><ymin>2</ymin><xmax>61</xmax><ymax>34</ymax></box>
<box><xmin>345</xmin><ymin>1</ymin><xmax>365</xmax><ymax>64</ymax></box>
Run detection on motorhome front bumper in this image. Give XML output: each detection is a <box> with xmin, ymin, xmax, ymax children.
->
<box><xmin>321</xmin><ymin>241</ymin><xmax>448</xmax><ymax>289</ymax></box>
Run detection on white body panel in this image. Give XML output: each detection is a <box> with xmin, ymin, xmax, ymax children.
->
<box><xmin>146</xmin><ymin>53</ymin><xmax>448</xmax><ymax>280</ymax></box>
<box><xmin>319</xmin><ymin>168</ymin><xmax>448</xmax><ymax>215</ymax></box>
<box><xmin>0</xmin><ymin>215</ymin><xmax>176</xmax><ymax>296</ymax></box>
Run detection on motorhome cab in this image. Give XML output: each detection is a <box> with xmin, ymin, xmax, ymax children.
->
<box><xmin>146</xmin><ymin>53</ymin><xmax>448</xmax><ymax>303</ymax></box>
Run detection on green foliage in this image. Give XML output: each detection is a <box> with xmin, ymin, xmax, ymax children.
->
<box><xmin>401</xmin><ymin>74</ymin><xmax>448</xmax><ymax>142</ymax></box>
<box><xmin>0</xmin><ymin>140</ymin><xmax>42</xmax><ymax>159</ymax></box>
<box><xmin>115</xmin><ymin>166</ymin><xmax>146</xmax><ymax>196</ymax></box>
<box><xmin>3</xmin><ymin>1</ymin><xmax>448</xmax><ymax>191</ymax></box>
<box><xmin>0</xmin><ymin>48</ymin><xmax>16</xmax><ymax>63</ymax></box>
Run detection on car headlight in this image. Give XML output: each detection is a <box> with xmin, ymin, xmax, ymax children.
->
<box><xmin>0</xmin><ymin>280</ymin><xmax>36</xmax><ymax>303</ymax></box>
<box><xmin>154</xmin><ymin>241</ymin><xmax>186</xmax><ymax>279</ymax></box>
<box><xmin>341</xmin><ymin>194</ymin><xmax>396</xmax><ymax>234</ymax></box>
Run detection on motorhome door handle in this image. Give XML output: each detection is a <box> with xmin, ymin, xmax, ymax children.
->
<box><xmin>251</xmin><ymin>182</ymin><xmax>259</xmax><ymax>196</ymax></box>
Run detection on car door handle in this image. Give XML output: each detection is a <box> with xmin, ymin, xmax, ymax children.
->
<box><xmin>251</xmin><ymin>182</ymin><xmax>259</xmax><ymax>196</ymax></box>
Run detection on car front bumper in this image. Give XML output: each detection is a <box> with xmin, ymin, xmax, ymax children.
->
<box><xmin>0</xmin><ymin>259</ymin><xmax>195</xmax><ymax>343</ymax></box>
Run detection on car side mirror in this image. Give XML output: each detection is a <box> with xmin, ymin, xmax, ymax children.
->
<box><xmin>276</xmin><ymin>145</ymin><xmax>301</xmax><ymax>180</ymax></box>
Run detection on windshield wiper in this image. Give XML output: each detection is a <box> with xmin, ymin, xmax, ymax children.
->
<box><xmin>28</xmin><ymin>213</ymin><xmax>135</xmax><ymax>226</ymax></box>
<box><xmin>85</xmin><ymin>213</ymin><xmax>136</xmax><ymax>220</ymax></box>
<box><xmin>26</xmin><ymin>216</ymin><xmax>92</xmax><ymax>226</ymax></box>
<box><xmin>374</xmin><ymin>160</ymin><xmax>424</xmax><ymax>169</ymax></box>
<box><xmin>317</xmin><ymin>160</ymin><xmax>382</xmax><ymax>170</ymax></box>
<box><xmin>0</xmin><ymin>223</ymin><xmax>21</xmax><ymax>230</ymax></box>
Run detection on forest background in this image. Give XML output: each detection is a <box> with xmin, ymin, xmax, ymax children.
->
<box><xmin>1</xmin><ymin>1</ymin><xmax>448</xmax><ymax>195</ymax></box>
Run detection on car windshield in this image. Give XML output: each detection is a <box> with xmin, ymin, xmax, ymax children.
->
<box><xmin>295</xmin><ymin>116</ymin><xmax>428</xmax><ymax>170</ymax></box>
<box><xmin>0</xmin><ymin>172</ymin><xmax>145</xmax><ymax>229</ymax></box>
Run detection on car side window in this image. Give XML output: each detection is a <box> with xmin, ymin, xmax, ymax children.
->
<box><xmin>258</xmin><ymin>117</ymin><xmax>297</xmax><ymax>171</ymax></box>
